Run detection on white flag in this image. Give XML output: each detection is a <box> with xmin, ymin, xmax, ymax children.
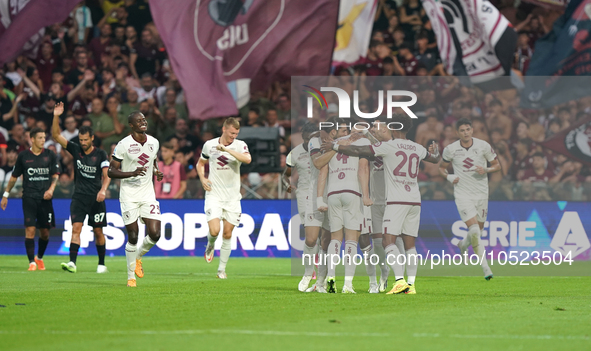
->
<box><xmin>332</xmin><ymin>0</ymin><xmax>379</xmax><ymax>64</ymax></box>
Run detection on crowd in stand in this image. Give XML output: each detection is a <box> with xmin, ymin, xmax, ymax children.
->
<box><xmin>0</xmin><ymin>0</ymin><xmax>589</xmax><ymax>201</ymax></box>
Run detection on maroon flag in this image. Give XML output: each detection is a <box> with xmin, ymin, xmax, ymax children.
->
<box><xmin>541</xmin><ymin>118</ymin><xmax>591</xmax><ymax>167</ymax></box>
<box><xmin>0</xmin><ymin>0</ymin><xmax>80</xmax><ymax>65</ymax></box>
<box><xmin>150</xmin><ymin>0</ymin><xmax>339</xmax><ymax>120</ymax></box>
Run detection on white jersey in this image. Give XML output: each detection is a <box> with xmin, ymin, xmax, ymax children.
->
<box><xmin>370</xmin><ymin>156</ymin><xmax>386</xmax><ymax>205</ymax></box>
<box><xmin>371</xmin><ymin>139</ymin><xmax>429</xmax><ymax>205</ymax></box>
<box><xmin>442</xmin><ymin>138</ymin><xmax>496</xmax><ymax>200</ymax></box>
<box><xmin>327</xmin><ymin>135</ymin><xmax>370</xmax><ymax>197</ymax></box>
<box><xmin>201</xmin><ymin>137</ymin><xmax>249</xmax><ymax>202</ymax></box>
<box><xmin>286</xmin><ymin>143</ymin><xmax>311</xmax><ymax>198</ymax></box>
<box><xmin>113</xmin><ymin>134</ymin><xmax>159</xmax><ymax>203</ymax></box>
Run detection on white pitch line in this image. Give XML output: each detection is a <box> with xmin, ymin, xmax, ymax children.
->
<box><xmin>0</xmin><ymin>329</ymin><xmax>588</xmax><ymax>341</ymax></box>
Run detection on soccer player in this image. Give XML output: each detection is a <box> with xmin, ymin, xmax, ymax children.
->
<box><xmin>108</xmin><ymin>111</ymin><xmax>163</xmax><ymax>287</ymax></box>
<box><xmin>322</xmin><ymin>114</ymin><xmax>440</xmax><ymax>295</ymax></box>
<box><xmin>283</xmin><ymin>122</ymin><xmax>324</xmax><ymax>291</ymax></box>
<box><xmin>438</xmin><ymin>118</ymin><xmax>500</xmax><ymax>280</ymax></box>
<box><xmin>303</xmin><ymin>118</ymin><xmax>349</xmax><ymax>293</ymax></box>
<box><xmin>1</xmin><ymin>127</ymin><xmax>59</xmax><ymax>270</ymax></box>
<box><xmin>51</xmin><ymin>102</ymin><xmax>111</xmax><ymax>273</ymax></box>
<box><xmin>198</xmin><ymin>117</ymin><xmax>251</xmax><ymax>279</ymax></box>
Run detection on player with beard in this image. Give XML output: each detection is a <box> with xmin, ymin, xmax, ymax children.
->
<box><xmin>52</xmin><ymin>102</ymin><xmax>111</xmax><ymax>273</ymax></box>
<box><xmin>108</xmin><ymin>111</ymin><xmax>164</xmax><ymax>287</ymax></box>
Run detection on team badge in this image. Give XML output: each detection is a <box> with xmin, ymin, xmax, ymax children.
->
<box><xmin>565</xmin><ymin>121</ymin><xmax>591</xmax><ymax>164</ymax></box>
<box><xmin>195</xmin><ymin>0</ymin><xmax>283</xmax><ymax>75</ymax></box>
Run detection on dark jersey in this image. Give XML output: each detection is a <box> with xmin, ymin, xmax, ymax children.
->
<box><xmin>66</xmin><ymin>142</ymin><xmax>109</xmax><ymax>197</ymax></box>
<box><xmin>12</xmin><ymin>149</ymin><xmax>59</xmax><ymax>199</ymax></box>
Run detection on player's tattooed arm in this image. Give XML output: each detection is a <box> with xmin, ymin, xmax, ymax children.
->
<box><xmin>1</xmin><ymin>176</ymin><xmax>18</xmax><ymax>210</ymax></box>
<box><xmin>107</xmin><ymin>159</ymin><xmax>146</xmax><ymax>179</ymax></box>
<box><xmin>358</xmin><ymin>158</ymin><xmax>373</xmax><ymax>206</ymax></box>
<box><xmin>153</xmin><ymin>159</ymin><xmax>164</xmax><ymax>181</ymax></box>
<box><xmin>44</xmin><ymin>174</ymin><xmax>58</xmax><ymax>200</ymax></box>
<box><xmin>475</xmin><ymin>158</ymin><xmax>501</xmax><ymax>175</ymax></box>
<box><xmin>317</xmin><ymin>165</ymin><xmax>328</xmax><ymax>212</ymax></box>
<box><xmin>196</xmin><ymin>157</ymin><xmax>212</xmax><ymax>192</ymax></box>
<box><xmin>52</xmin><ymin>102</ymin><xmax>68</xmax><ymax>149</ymax></box>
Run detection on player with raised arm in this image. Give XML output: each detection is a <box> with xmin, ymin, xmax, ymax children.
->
<box><xmin>1</xmin><ymin>127</ymin><xmax>59</xmax><ymax>270</ymax></box>
<box><xmin>438</xmin><ymin>118</ymin><xmax>500</xmax><ymax>280</ymax></box>
<box><xmin>198</xmin><ymin>118</ymin><xmax>251</xmax><ymax>279</ymax></box>
<box><xmin>108</xmin><ymin>111</ymin><xmax>163</xmax><ymax>287</ymax></box>
<box><xmin>52</xmin><ymin>102</ymin><xmax>111</xmax><ymax>273</ymax></box>
<box><xmin>322</xmin><ymin>114</ymin><xmax>440</xmax><ymax>295</ymax></box>
<box><xmin>305</xmin><ymin>118</ymin><xmax>348</xmax><ymax>293</ymax></box>
<box><xmin>283</xmin><ymin>123</ymin><xmax>325</xmax><ymax>291</ymax></box>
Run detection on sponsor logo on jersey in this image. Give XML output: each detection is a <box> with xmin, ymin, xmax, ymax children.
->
<box><xmin>138</xmin><ymin>153</ymin><xmax>150</xmax><ymax>166</ymax></box>
<box><xmin>462</xmin><ymin>158</ymin><xmax>474</xmax><ymax>169</ymax></box>
<box><xmin>27</xmin><ymin>167</ymin><xmax>49</xmax><ymax>176</ymax></box>
<box><xmin>129</xmin><ymin>146</ymin><xmax>141</xmax><ymax>154</ymax></box>
<box><xmin>338</xmin><ymin>172</ymin><xmax>345</xmax><ymax>179</ymax></box>
<box><xmin>404</xmin><ymin>184</ymin><xmax>411</xmax><ymax>192</ymax></box>
<box><xmin>217</xmin><ymin>155</ymin><xmax>229</xmax><ymax>167</ymax></box>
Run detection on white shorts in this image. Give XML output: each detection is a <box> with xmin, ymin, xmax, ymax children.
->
<box><xmin>382</xmin><ymin>204</ymin><xmax>421</xmax><ymax>238</ymax></box>
<box><xmin>304</xmin><ymin>195</ymin><xmax>329</xmax><ymax>230</ymax></box>
<box><xmin>204</xmin><ymin>197</ymin><xmax>241</xmax><ymax>226</ymax></box>
<box><xmin>370</xmin><ymin>204</ymin><xmax>385</xmax><ymax>234</ymax></box>
<box><xmin>327</xmin><ymin>192</ymin><xmax>362</xmax><ymax>232</ymax></box>
<box><xmin>296</xmin><ymin>193</ymin><xmax>306</xmax><ymax>224</ymax></box>
<box><xmin>120</xmin><ymin>201</ymin><xmax>161</xmax><ymax>226</ymax></box>
<box><xmin>361</xmin><ymin>205</ymin><xmax>372</xmax><ymax>235</ymax></box>
<box><xmin>455</xmin><ymin>198</ymin><xmax>488</xmax><ymax>223</ymax></box>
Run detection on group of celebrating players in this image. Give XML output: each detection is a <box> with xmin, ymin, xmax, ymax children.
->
<box><xmin>1</xmin><ymin>104</ymin><xmax>251</xmax><ymax>287</ymax></box>
<box><xmin>1</xmin><ymin>105</ymin><xmax>499</xmax><ymax>292</ymax></box>
<box><xmin>285</xmin><ymin>114</ymin><xmax>499</xmax><ymax>294</ymax></box>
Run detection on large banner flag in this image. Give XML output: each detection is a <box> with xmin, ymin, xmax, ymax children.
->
<box><xmin>150</xmin><ymin>0</ymin><xmax>339</xmax><ymax>120</ymax></box>
<box><xmin>332</xmin><ymin>0</ymin><xmax>379</xmax><ymax>65</ymax></box>
<box><xmin>541</xmin><ymin>118</ymin><xmax>591</xmax><ymax>167</ymax></box>
<box><xmin>522</xmin><ymin>0</ymin><xmax>591</xmax><ymax>108</ymax></box>
<box><xmin>422</xmin><ymin>0</ymin><xmax>516</xmax><ymax>83</ymax></box>
<box><xmin>0</xmin><ymin>0</ymin><xmax>80</xmax><ymax>65</ymax></box>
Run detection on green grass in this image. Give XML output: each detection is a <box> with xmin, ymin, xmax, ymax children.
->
<box><xmin>0</xmin><ymin>255</ymin><xmax>590</xmax><ymax>351</ymax></box>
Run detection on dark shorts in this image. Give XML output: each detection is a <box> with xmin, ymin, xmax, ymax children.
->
<box><xmin>22</xmin><ymin>198</ymin><xmax>55</xmax><ymax>229</ymax></box>
<box><xmin>70</xmin><ymin>196</ymin><xmax>107</xmax><ymax>227</ymax></box>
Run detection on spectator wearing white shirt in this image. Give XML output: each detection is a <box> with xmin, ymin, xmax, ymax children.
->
<box><xmin>61</xmin><ymin>115</ymin><xmax>79</xmax><ymax>141</ymax></box>
<box><xmin>133</xmin><ymin>73</ymin><xmax>157</xmax><ymax>103</ymax></box>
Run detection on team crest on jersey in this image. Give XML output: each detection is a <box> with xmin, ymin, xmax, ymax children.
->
<box><xmin>129</xmin><ymin>146</ymin><xmax>141</xmax><ymax>154</ymax></box>
<box><xmin>565</xmin><ymin>121</ymin><xmax>591</xmax><ymax>163</ymax></box>
<box><xmin>148</xmin><ymin>144</ymin><xmax>154</xmax><ymax>153</ymax></box>
<box><xmin>91</xmin><ymin>156</ymin><xmax>97</xmax><ymax>162</ymax></box>
<box><xmin>43</xmin><ymin>157</ymin><xmax>48</xmax><ymax>162</ymax></box>
<box><xmin>195</xmin><ymin>0</ymin><xmax>283</xmax><ymax>75</ymax></box>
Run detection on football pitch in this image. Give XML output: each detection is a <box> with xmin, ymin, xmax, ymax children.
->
<box><xmin>1</xmin><ymin>256</ymin><xmax>590</xmax><ymax>351</ymax></box>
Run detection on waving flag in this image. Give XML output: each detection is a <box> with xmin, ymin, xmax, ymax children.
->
<box><xmin>422</xmin><ymin>0</ymin><xmax>516</xmax><ymax>83</ymax></box>
<box><xmin>541</xmin><ymin>118</ymin><xmax>591</xmax><ymax>167</ymax></box>
<box><xmin>151</xmin><ymin>0</ymin><xmax>339</xmax><ymax>120</ymax></box>
<box><xmin>0</xmin><ymin>0</ymin><xmax>80</xmax><ymax>65</ymax></box>
<box><xmin>522</xmin><ymin>0</ymin><xmax>591</xmax><ymax>108</ymax></box>
<box><xmin>332</xmin><ymin>0</ymin><xmax>379</xmax><ymax>65</ymax></box>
